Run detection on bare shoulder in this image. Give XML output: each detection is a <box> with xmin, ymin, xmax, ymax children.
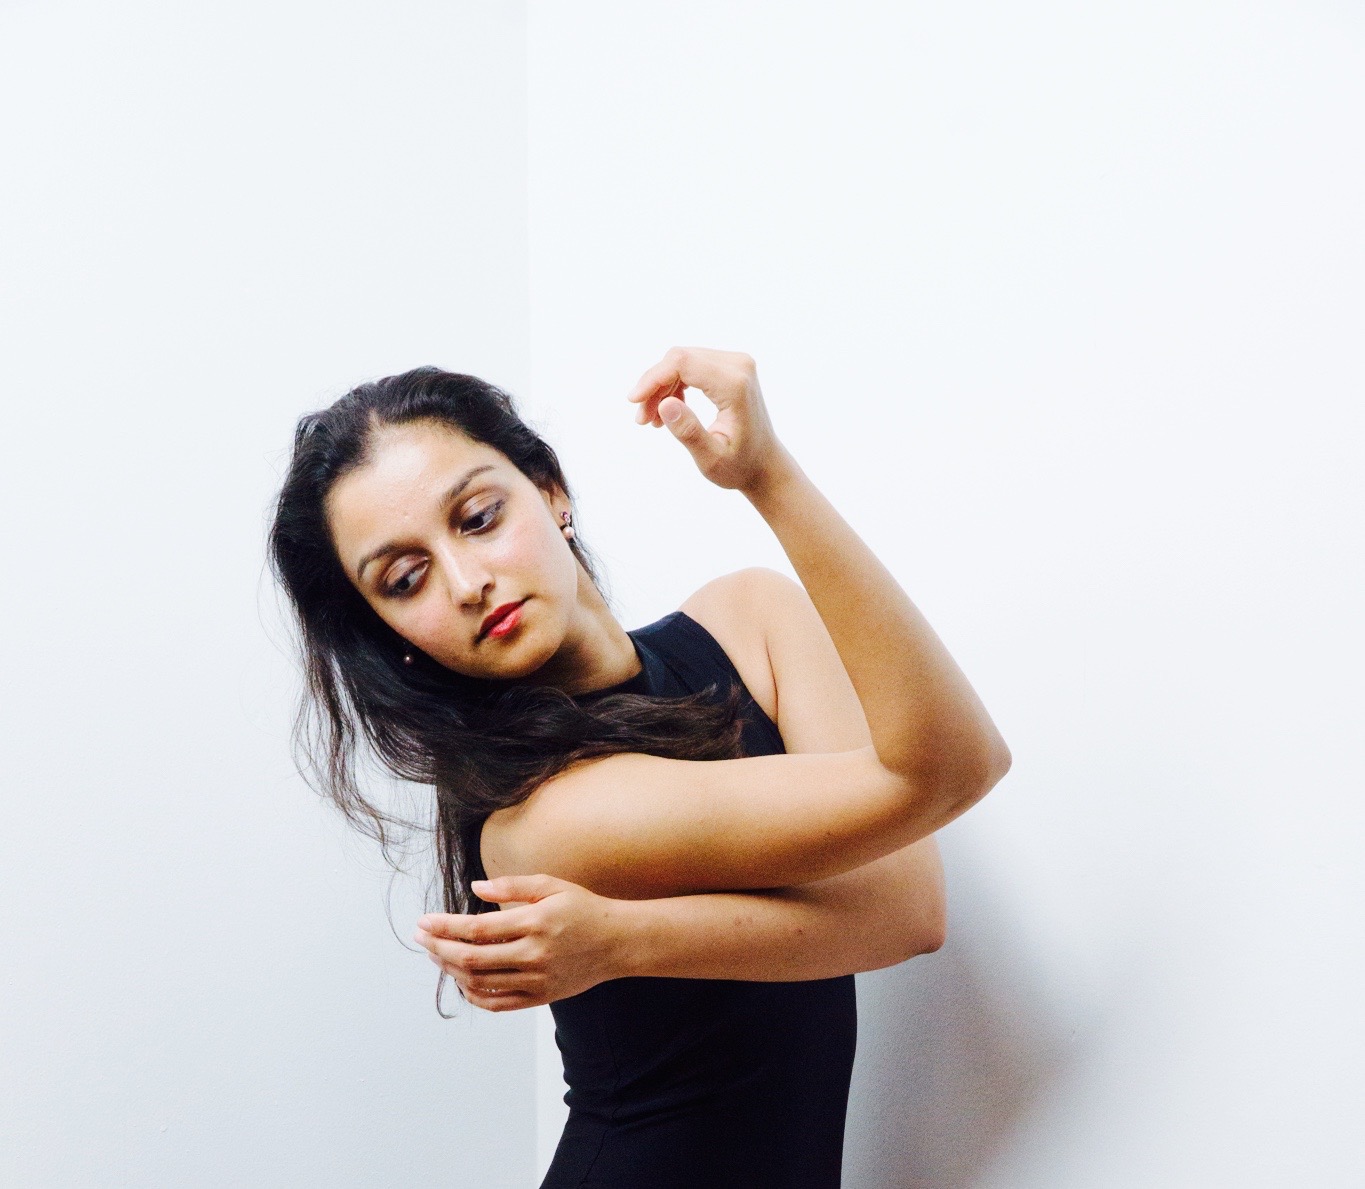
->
<box><xmin>479</xmin><ymin>570</ymin><xmax>781</xmax><ymax>887</ymax></box>
<box><xmin>478</xmin><ymin>567</ymin><xmax>883</xmax><ymax>895</ymax></box>
<box><xmin>689</xmin><ymin>567</ymin><xmax>872</xmax><ymax>755</ymax></box>
<box><xmin>677</xmin><ymin>567</ymin><xmax>793</xmax><ymax>724</ymax></box>
<box><xmin>481</xmin><ymin>741</ymin><xmax>915</xmax><ymax>899</ymax></box>
<box><xmin>680</xmin><ymin>565</ymin><xmax>807</xmax><ymax>625</ymax></box>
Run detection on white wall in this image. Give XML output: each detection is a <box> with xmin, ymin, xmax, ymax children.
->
<box><xmin>526</xmin><ymin>2</ymin><xmax>1364</xmax><ymax>1186</ymax></box>
<box><xmin>0</xmin><ymin>3</ymin><xmax>535</xmax><ymax>1186</ymax></box>
<box><xmin>5</xmin><ymin>4</ymin><xmax>1361</xmax><ymax>1186</ymax></box>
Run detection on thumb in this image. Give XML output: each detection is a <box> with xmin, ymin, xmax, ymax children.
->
<box><xmin>471</xmin><ymin>873</ymin><xmax>569</xmax><ymax>903</ymax></box>
<box><xmin>658</xmin><ymin>396</ymin><xmax>722</xmax><ymax>468</ymax></box>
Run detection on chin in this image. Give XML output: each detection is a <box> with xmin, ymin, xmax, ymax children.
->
<box><xmin>474</xmin><ymin>631</ymin><xmax>557</xmax><ymax>683</ymax></box>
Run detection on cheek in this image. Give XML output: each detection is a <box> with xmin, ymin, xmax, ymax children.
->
<box><xmin>402</xmin><ymin>603</ymin><xmax>456</xmax><ymax>650</ymax></box>
<box><xmin>491</xmin><ymin>518</ymin><xmax>568</xmax><ymax>582</ymax></box>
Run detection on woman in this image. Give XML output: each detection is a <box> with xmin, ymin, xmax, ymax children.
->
<box><xmin>269</xmin><ymin>346</ymin><xmax>1011</xmax><ymax>1187</ymax></box>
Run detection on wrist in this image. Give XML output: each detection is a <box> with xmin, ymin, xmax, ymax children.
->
<box><xmin>742</xmin><ymin>445</ymin><xmax>804</xmax><ymax>512</ymax></box>
<box><xmin>605</xmin><ymin>896</ymin><xmax>653</xmax><ymax>979</ymax></box>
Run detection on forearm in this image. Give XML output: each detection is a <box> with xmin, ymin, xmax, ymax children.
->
<box><xmin>614</xmin><ymin>838</ymin><xmax>946</xmax><ymax>982</ymax></box>
<box><xmin>745</xmin><ymin>450</ymin><xmax>1010</xmax><ymax>784</ymax></box>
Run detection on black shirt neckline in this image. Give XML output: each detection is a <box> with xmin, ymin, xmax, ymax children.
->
<box><xmin>575</xmin><ymin>629</ymin><xmax>650</xmax><ymax>700</ymax></box>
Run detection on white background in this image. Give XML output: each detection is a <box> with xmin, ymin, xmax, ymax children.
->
<box><xmin>4</xmin><ymin>3</ymin><xmax>1362</xmax><ymax>1187</ymax></box>
<box><xmin>525</xmin><ymin>4</ymin><xmax>1365</xmax><ymax>1185</ymax></box>
<box><xmin>1</xmin><ymin>3</ymin><xmax>536</xmax><ymax>1186</ymax></box>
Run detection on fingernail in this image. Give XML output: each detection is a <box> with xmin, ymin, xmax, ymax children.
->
<box><xmin>417</xmin><ymin>916</ymin><xmax>434</xmax><ymax>929</ymax></box>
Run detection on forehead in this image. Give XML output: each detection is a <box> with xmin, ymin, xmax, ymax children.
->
<box><xmin>325</xmin><ymin>420</ymin><xmax>514</xmax><ymax>553</ymax></box>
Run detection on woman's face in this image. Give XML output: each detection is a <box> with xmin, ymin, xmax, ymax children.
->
<box><xmin>325</xmin><ymin>419</ymin><xmax>581</xmax><ymax>682</ymax></box>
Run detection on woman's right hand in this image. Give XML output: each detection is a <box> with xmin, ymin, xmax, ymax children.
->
<box><xmin>414</xmin><ymin>874</ymin><xmax>630</xmax><ymax>1011</ymax></box>
<box><xmin>626</xmin><ymin>346</ymin><xmax>790</xmax><ymax>494</ymax></box>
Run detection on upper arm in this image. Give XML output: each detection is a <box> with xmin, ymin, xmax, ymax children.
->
<box><xmin>482</xmin><ymin>745</ymin><xmax>935</xmax><ymax>900</ymax></box>
<box><xmin>736</xmin><ymin>567</ymin><xmax>946</xmax><ymax>945</ymax></box>
<box><xmin>734</xmin><ymin>566</ymin><xmax>873</xmax><ymax>754</ymax></box>
<box><xmin>482</xmin><ymin>566</ymin><xmax>955</xmax><ymax>903</ymax></box>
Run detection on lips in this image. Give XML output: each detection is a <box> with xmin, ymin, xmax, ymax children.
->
<box><xmin>479</xmin><ymin>600</ymin><xmax>525</xmax><ymax>640</ymax></box>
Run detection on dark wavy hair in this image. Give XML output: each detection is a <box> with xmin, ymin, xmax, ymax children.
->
<box><xmin>267</xmin><ymin>366</ymin><xmax>746</xmax><ymax>1013</ymax></box>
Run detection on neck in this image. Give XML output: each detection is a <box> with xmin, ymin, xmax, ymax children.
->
<box><xmin>528</xmin><ymin>566</ymin><xmax>642</xmax><ymax>696</ymax></box>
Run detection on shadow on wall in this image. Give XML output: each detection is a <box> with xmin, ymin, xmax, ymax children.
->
<box><xmin>842</xmin><ymin>839</ymin><xmax>1076</xmax><ymax>1189</ymax></box>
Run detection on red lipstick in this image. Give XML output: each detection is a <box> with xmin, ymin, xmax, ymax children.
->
<box><xmin>480</xmin><ymin>600</ymin><xmax>525</xmax><ymax>640</ymax></box>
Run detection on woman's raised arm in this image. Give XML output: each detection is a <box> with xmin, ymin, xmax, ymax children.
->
<box><xmin>483</xmin><ymin>347</ymin><xmax>1010</xmax><ymax>900</ymax></box>
<box><xmin>631</xmin><ymin>347</ymin><xmax>1010</xmax><ymax>788</ymax></box>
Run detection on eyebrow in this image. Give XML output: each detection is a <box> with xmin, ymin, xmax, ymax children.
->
<box><xmin>354</xmin><ymin>463</ymin><xmax>498</xmax><ymax>584</ymax></box>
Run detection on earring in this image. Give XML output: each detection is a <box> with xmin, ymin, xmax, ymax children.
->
<box><xmin>560</xmin><ymin>510</ymin><xmax>576</xmax><ymax>541</ymax></box>
<box><xmin>403</xmin><ymin>651</ymin><xmax>415</xmax><ymax>665</ymax></box>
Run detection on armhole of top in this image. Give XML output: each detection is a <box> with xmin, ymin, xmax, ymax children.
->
<box><xmin>668</xmin><ymin>609</ymin><xmax>742</xmax><ymax>683</ymax></box>
<box><xmin>669</xmin><ymin>609</ymin><xmax>781</xmax><ymax>732</ymax></box>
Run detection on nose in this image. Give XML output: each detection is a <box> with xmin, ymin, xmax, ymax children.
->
<box><xmin>435</xmin><ymin>543</ymin><xmax>494</xmax><ymax>609</ymax></box>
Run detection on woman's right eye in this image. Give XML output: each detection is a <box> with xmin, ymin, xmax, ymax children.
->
<box><xmin>461</xmin><ymin>499</ymin><xmax>504</xmax><ymax>534</ymax></box>
<box><xmin>385</xmin><ymin>562</ymin><xmax>426</xmax><ymax>598</ymax></box>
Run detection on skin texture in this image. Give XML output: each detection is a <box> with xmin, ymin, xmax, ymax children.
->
<box><xmin>416</xmin><ymin>568</ymin><xmax>949</xmax><ymax>1010</ymax></box>
<box><xmin>326</xmin><ymin>348</ymin><xmax>1004</xmax><ymax>1010</ymax></box>
<box><xmin>473</xmin><ymin>353</ymin><xmax>1006</xmax><ymax>902</ymax></box>
<box><xmin>325</xmin><ymin>419</ymin><xmax>641</xmax><ymax>695</ymax></box>
<box><xmin>324</xmin><ymin>419</ymin><xmax>944</xmax><ymax>1008</ymax></box>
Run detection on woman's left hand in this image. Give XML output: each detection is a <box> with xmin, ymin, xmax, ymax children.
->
<box><xmin>413</xmin><ymin>874</ymin><xmax>627</xmax><ymax>1012</ymax></box>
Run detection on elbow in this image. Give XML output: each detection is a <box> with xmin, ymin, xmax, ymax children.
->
<box><xmin>900</xmin><ymin>880</ymin><xmax>949</xmax><ymax>960</ymax></box>
<box><xmin>889</xmin><ymin>922</ymin><xmax>944</xmax><ymax>966</ymax></box>
<box><xmin>915</xmin><ymin>915</ymin><xmax>947</xmax><ymax>957</ymax></box>
<box><xmin>903</xmin><ymin>909</ymin><xmax>947</xmax><ymax>959</ymax></box>
<box><xmin>973</xmin><ymin>727</ymin><xmax>1012</xmax><ymax>789</ymax></box>
<box><xmin>959</xmin><ymin>738</ymin><xmax>1013</xmax><ymax>804</ymax></box>
<box><xmin>990</xmin><ymin>739</ymin><xmax>1013</xmax><ymax>783</ymax></box>
<box><xmin>927</xmin><ymin>745</ymin><xmax>1010</xmax><ymax>824</ymax></box>
<box><xmin>871</xmin><ymin>919</ymin><xmax>945</xmax><ymax>971</ymax></box>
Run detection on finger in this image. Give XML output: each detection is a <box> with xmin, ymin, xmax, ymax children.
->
<box><xmin>468</xmin><ymin>970</ymin><xmax>541</xmax><ymax>994</ymax></box>
<box><xmin>659</xmin><ymin>394</ymin><xmax>727</xmax><ymax>470</ymax></box>
<box><xmin>465</xmin><ymin>988</ymin><xmax>538</xmax><ymax>1013</ymax></box>
<box><xmin>629</xmin><ymin>374</ymin><xmax>685</xmax><ymax>426</ymax></box>
<box><xmin>431</xmin><ymin>954</ymin><xmax>531</xmax><ymax>995</ymax></box>
<box><xmin>626</xmin><ymin>348</ymin><xmax>732</xmax><ymax>421</ymax></box>
<box><xmin>625</xmin><ymin>346</ymin><xmax>748</xmax><ymax>414</ymax></box>
<box><xmin>428</xmin><ymin>936</ymin><xmax>532</xmax><ymax>972</ymax></box>
<box><xmin>472</xmin><ymin>874</ymin><xmax>569</xmax><ymax>906</ymax></box>
<box><xmin>416</xmin><ymin>908</ymin><xmax>531</xmax><ymax>944</ymax></box>
<box><xmin>415</xmin><ymin>914</ymin><xmax>487</xmax><ymax>943</ymax></box>
<box><xmin>449</xmin><ymin>967</ymin><xmax>546</xmax><ymax>1013</ymax></box>
<box><xmin>451</xmin><ymin>966</ymin><xmax>544</xmax><ymax>997</ymax></box>
<box><xmin>626</xmin><ymin>356</ymin><xmax>687</xmax><ymax>404</ymax></box>
<box><xmin>429</xmin><ymin>949</ymin><xmax>519</xmax><ymax>973</ymax></box>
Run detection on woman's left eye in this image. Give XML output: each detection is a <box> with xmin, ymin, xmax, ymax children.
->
<box><xmin>462</xmin><ymin>500</ymin><xmax>503</xmax><ymax>533</ymax></box>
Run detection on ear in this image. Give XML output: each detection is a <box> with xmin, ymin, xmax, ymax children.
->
<box><xmin>539</xmin><ymin>482</ymin><xmax>569</xmax><ymax>522</ymax></box>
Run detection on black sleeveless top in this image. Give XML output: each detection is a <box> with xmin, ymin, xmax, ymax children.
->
<box><xmin>539</xmin><ymin>611</ymin><xmax>858</xmax><ymax>1189</ymax></box>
